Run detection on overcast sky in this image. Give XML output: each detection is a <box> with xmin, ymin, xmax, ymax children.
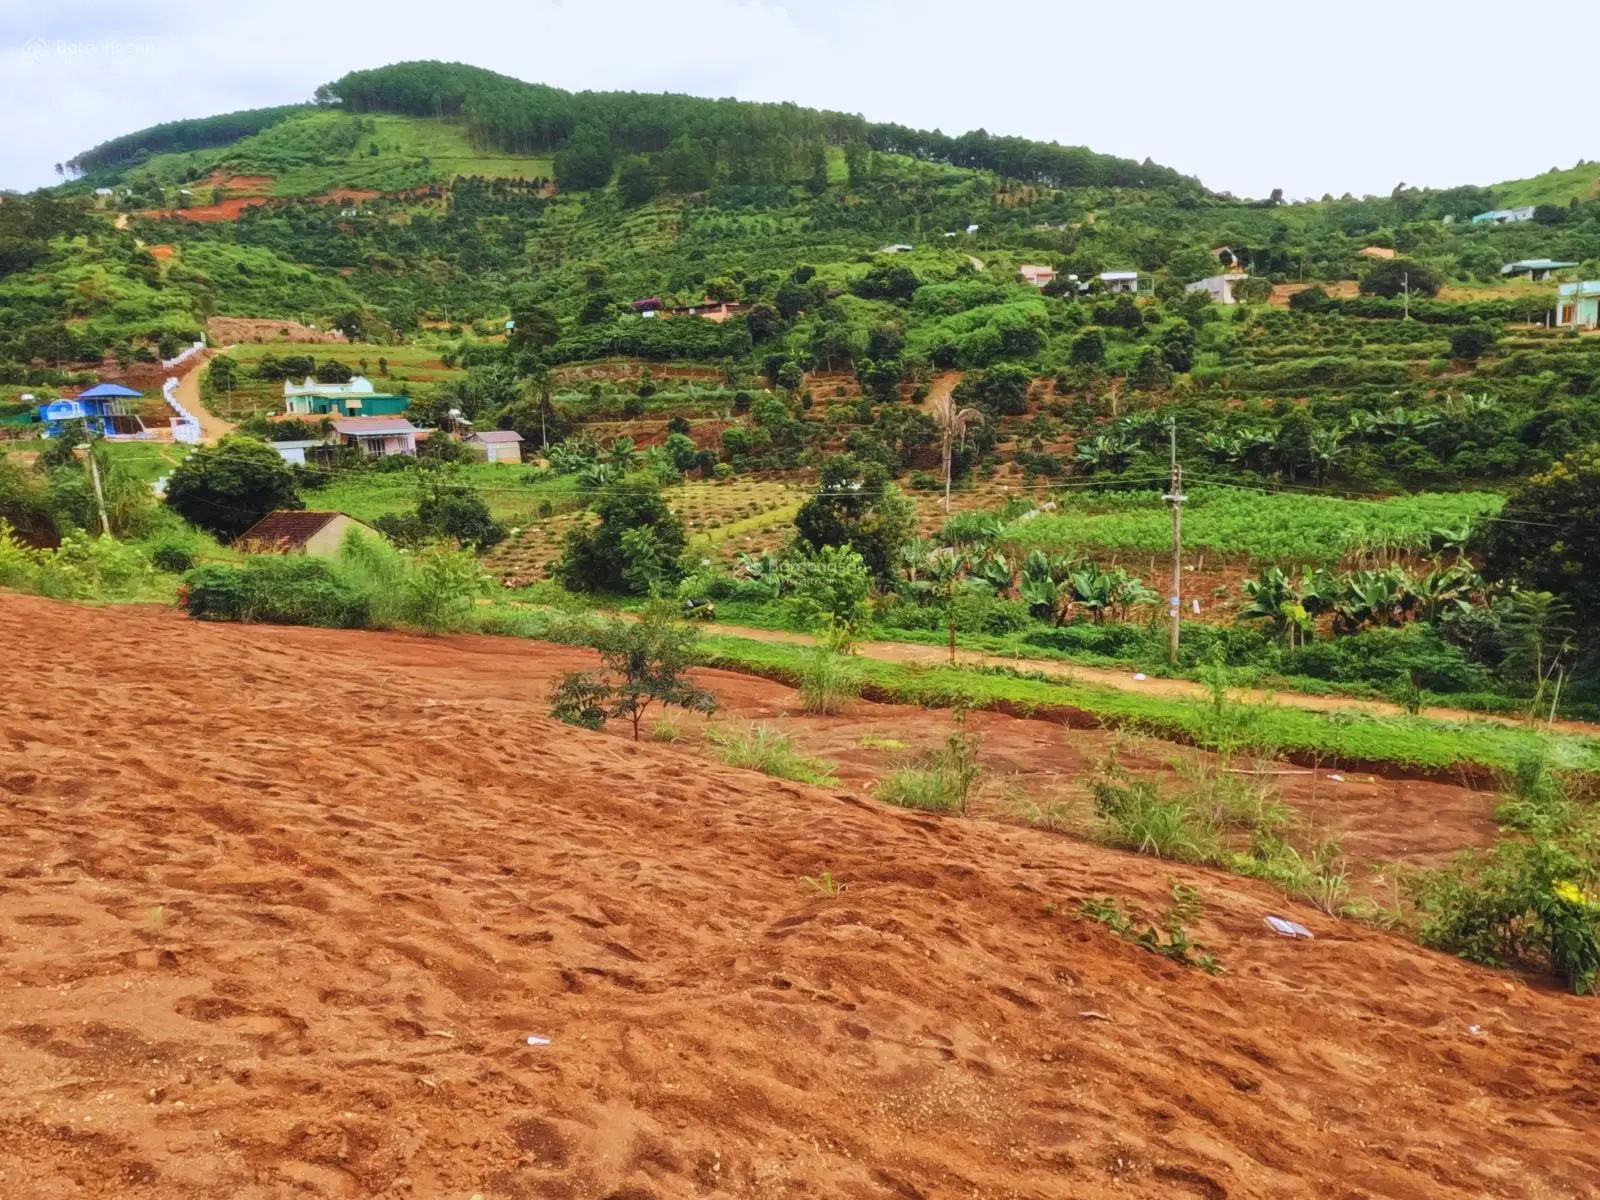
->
<box><xmin>3</xmin><ymin>0</ymin><xmax>1594</xmax><ymax>200</ymax></box>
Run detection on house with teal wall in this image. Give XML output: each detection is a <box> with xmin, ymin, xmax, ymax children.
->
<box><xmin>283</xmin><ymin>376</ymin><xmax>409</xmax><ymax>418</ymax></box>
<box><xmin>1556</xmin><ymin>281</ymin><xmax>1600</xmax><ymax>330</ymax></box>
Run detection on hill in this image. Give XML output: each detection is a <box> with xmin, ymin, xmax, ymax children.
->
<box><xmin>2</xmin><ymin>591</ymin><xmax>1595</xmax><ymax>1198</ymax></box>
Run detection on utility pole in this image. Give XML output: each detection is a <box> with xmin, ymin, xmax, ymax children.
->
<box><xmin>1165</xmin><ymin>419</ymin><xmax>1184</xmax><ymax>665</ymax></box>
<box><xmin>78</xmin><ymin>442</ymin><xmax>112</xmax><ymax>537</ymax></box>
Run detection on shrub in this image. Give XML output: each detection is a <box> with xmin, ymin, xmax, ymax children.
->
<box><xmin>181</xmin><ymin>558</ymin><xmax>370</xmax><ymax>628</ymax></box>
<box><xmin>165</xmin><ymin>437</ymin><xmax>302</xmax><ymax>541</ymax></box>
<box><xmin>400</xmin><ymin>544</ymin><xmax>488</xmax><ymax>635</ymax></box>
<box><xmin>1411</xmin><ymin>837</ymin><xmax>1600</xmax><ymax>994</ymax></box>
<box><xmin>148</xmin><ymin>537</ymin><xmax>197</xmax><ymax>574</ymax></box>
<box><xmin>559</xmin><ymin>478</ymin><xmax>686</xmax><ymax>594</ymax></box>
<box><xmin>548</xmin><ymin>608</ymin><xmax>715</xmax><ymax>739</ymax></box>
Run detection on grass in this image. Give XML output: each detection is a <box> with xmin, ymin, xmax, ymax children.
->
<box><xmin>705</xmin><ymin>722</ymin><xmax>838</xmax><ymax>786</ymax></box>
<box><xmin>1003</xmin><ymin>487</ymin><xmax>1504</xmax><ymax>565</ymax></box>
<box><xmin>796</xmin><ymin>644</ymin><xmax>861</xmax><ymax>715</ymax></box>
<box><xmin>877</xmin><ymin>717</ymin><xmax>983</xmax><ymax>814</ymax></box>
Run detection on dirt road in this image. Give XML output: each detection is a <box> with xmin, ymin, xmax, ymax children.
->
<box><xmin>1</xmin><ymin>593</ymin><xmax>1595</xmax><ymax>1198</ymax></box>
<box><xmin>173</xmin><ymin>348</ymin><xmax>234</xmax><ymax>442</ymax></box>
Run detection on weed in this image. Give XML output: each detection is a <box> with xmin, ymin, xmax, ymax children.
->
<box><xmin>707</xmin><ymin>722</ymin><xmax>838</xmax><ymax>786</ymax></box>
<box><xmin>651</xmin><ymin>716</ymin><xmax>683</xmax><ymax>743</ymax></box>
<box><xmin>796</xmin><ymin>643</ymin><xmax>861</xmax><ymax>715</ymax></box>
<box><xmin>1005</xmin><ymin>781</ymin><xmax>1078</xmax><ymax>832</ymax></box>
<box><xmin>858</xmin><ymin>735</ymin><xmax>909</xmax><ymax>751</ymax></box>
<box><xmin>878</xmin><ymin>714</ymin><xmax>982</xmax><ymax>814</ymax></box>
<box><xmin>1080</xmin><ymin>880</ymin><xmax>1223</xmax><ymax>974</ymax></box>
<box><xmin>801</xmin><ymin>871</ymin><xmax>844</xmax><ymax>896</ymax></box>
<box><xmin>1089</xmin><ymin>754</ymin><xmax>1220</xmax><ymax>861</ymax></box>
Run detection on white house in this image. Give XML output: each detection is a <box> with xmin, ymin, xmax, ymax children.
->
<box><xmin>267</xmin><ymin>439</ymin><xmax>326</xmax><ymax>466</ymax></box>
<box><xmin>1186</xmin><ymin>273</ymin><xmax>1250</xmax><ymax>305</ymax></box>
<box><xmin>1100</xmin><ymin>271</ymin><xmax>1139</xmax><ymax>294</ymax></box>
<box><xmin>1555</xmin><ymin>281</ymin><xmax>1600</xmax><ymax>329</ymax></box>
<box><xmin>1501</xmin><ymin>258</ymin><xmax>1577</xmax><ymax>282</ymax></box>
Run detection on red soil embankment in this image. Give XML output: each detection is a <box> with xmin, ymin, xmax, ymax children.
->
<box><xmin>0</xmin><ymin>594</ymin><xmax>1596</xmax><ymax>1199</ymax></box>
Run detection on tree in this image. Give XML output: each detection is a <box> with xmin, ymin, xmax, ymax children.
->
<box><xmin>206</xmin><ymin>354</ymin><xmax>240</xmax><ymax>395</ymax></box>
<box><xmin>1360</xmin><ymin>258</ymin><xmax>1442</xmax><ymax>299</ymax></box>
<box><xmin>315</xmin><ymin>358</ymin><xmax>354</xmax><ymax>383</ymax></box>
<box><xmin>506</xmin><ymin>293</ymin><xmax>561</xmax><ymax>355</ymax></box>
<box><xmin>1533</xmin><ymin>203</ymin><xmax>1567</xmax><ymax>226</ymax></box>
<box><xmin>786</xmin><ymin>544</ymin><xmax>873</xmax><ymax>645</ymax></box>
<box><xmin>165</xmin><ymin>436</ymin><xmax>302</xmax><ymax>540</ymax></box>
<box><xmin>1070</xmin><ymin>328</ymin><xmax>1105</xmax><ymax>365</ymax></box>
<box><xmin>1159</xmin><ymin>321</ymin><xmax>1197</xmax><ymax>373</ymax></box>
<box><xmin>1449</xmin><ymin>324</ymin><xmax>1497</xmax><ymax>360</ymax></box>
<box><xmin>793</xmin><ymin>454</ymin><xmax>914</xmax><ymax>586</ymax></box>
<box><xmin>559</xmin><ymin>477</ymin><xmax>687</xmax><ymax>594</ymax></box>
<box><xmin>929</xmin><ymin>388</ymin><xmax>984</xmax><ymax>514</ymax></box>
<box><xmin>1478</xmin><ymin>444</ymin><xmax>1600</xmax><ymax>628</ymax></box>
<box><xmin>1288</xmin><ymin>285</ymin><xmax>1332</xmax><ymax>313</ymax></box>
<box><xmin>554</xmin><ymin>124</ymin><xmax>616</xmax><ymax>191</ymax></box>
<box><xmin>549</xmin><ymin>608</ymin><xmax>716</xmax><ymax>741</ymax></box>
<box><xmin>414</xmin><ymin>466</ymin><xmax>507</xmax><ymax>549</ymax></box>
<box><xmin>616</xmin><ymin>155</ymin><xmax>660</xmax><ymax>207</ymax></box>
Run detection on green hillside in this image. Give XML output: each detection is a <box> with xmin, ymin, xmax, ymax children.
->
<box><xmin>1493</xmin><ymin>161</ymin><xmax>1600</xmax><ymax>209</ymax></box>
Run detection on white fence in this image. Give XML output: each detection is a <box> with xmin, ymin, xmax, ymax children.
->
<box><xmin>163</xmin><ymin>377</ymin><xmax>202</xmax><ymax>444</ymax></box>
<box><xmin>160</xmin><ymin>339</ymin><xmax>206</xmax><ymax>370</ymax></box>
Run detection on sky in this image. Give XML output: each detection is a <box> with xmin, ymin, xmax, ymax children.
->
<box><xmin>3</xmin><ymin>0</ymin><xmax>1596</xmax><ymax>200</ymax></box>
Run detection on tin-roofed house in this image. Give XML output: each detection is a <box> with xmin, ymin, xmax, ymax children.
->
<box><xmin>1100</xmin><ymin>270</ymin><xmax>1140</xmax><ymax>294</ymax></box>
<box><xmin>236</xmin><ymin>510</ymin><xmax>378</xmax><ymax>557</ymax></box>
<box><xmin>38</xmin><ymin>383</ymin><xmax>148</xmax><ymax>438</ymax></box>
<box><xmin>1556</xmin><ymin>281</ymin><xmax>1600</xmax><ymax>329</ymax></box>
<box><xmin>332</xmin><ymin>416</ymin><xmax>421</xmax><ymax>458</ymax></box>
<box><xmin>283</xmin><ymin>376</ymin><xmax>410</xmax><ymax>417</ymax></box>
<box><xmin>1502</xmin><ymin>258</ymin><xmax>1578</xmax><ymax>282</ymax></box>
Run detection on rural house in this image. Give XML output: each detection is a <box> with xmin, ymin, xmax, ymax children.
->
<box><xmin>1100</xmin><ymin>271</ymin><xmax>1139</xmax><ymax>294</ymax></box>
<box><xmin>1501</xmin><ymin>258</ymin><xmax>1577</xmax><ymax>281</ymax></box>
<box><xmin>1471</xmin><ymin>206</ymin><xmax>1536</xmax><ymax>225</ymax></box>
<box><xmin>1555</xmin><ymin>281</ymin><xmax>1600</xmax><ymax>329</ymax></box>
<box><xmin>465</xmin><ymin>429</ymin><xmax>525</xmax><ymax>464</ymax></box>
<box><xmin>38</xmin><ymin>383</ymin><xmax>148</xmax><ymax>438</ymax></box>
<box><xmin>284</xmin><ymin>375</ymin><xmax>410</xmax><ymax>418</ymax></box>
<box><xmin>663</xmin><ymin>300</ymin><xmax>743</xmax><ymax>323</ymax></box>
<box><xmin>1018</xmin><ymin>264</ymin><xmax>1057</xmax><ymax>288</ymax></box>
<box><xmin>236</xmin><ymin>510</ymin><xmax>377</xmax><ymax>557</ymax></box>
<box><xmin>332</xmin><ymin>416</ymin><xmax>422</xmax><ymax>457</ymax></box>
<box><xmin>1186</xmin><ymin>273</ymin><xmax>1250</xmax><ymax>304</ymax></box>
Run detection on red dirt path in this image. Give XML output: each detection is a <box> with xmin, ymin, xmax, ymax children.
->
<box><xmin>1</xmin><ymin>595</ymin><xmax>1596</xmax><ymax>1199</ymax></box>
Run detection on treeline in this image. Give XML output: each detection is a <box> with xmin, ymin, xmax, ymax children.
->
<box><xmin>866</xmin><ymin>123</ymin><xmax>1196</xmax><ymax>192</ymax></box>
<box><xmin>66</xmin><ymin>105</ymin><xmax>310</xmax><ymax>175</ymax></box>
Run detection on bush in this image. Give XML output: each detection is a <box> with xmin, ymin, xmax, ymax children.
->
<box><xmin>796</xmin><ymin>644</ymin><xmax>861</xmax><ymax>714</ymax></box>
<box><xmin>181</xmin><ymin>558</ymin><xmax>370</xmax><ymax>628</ymax></box>
<box><xmin>1412</xmin><ymin>837</ymin><xmax>1600</xmax><ymax>994</ymax></box>
<box><xmin>148</xmin><ymin>537</ymin><xmax>197</xmax><ymax>574</ymax></box>
<box><xmin>165</xmin><ymin>437</ymin><xmax>302</xmax><ymax>541</ymax></box>
<box><xmin>559</xmin><ymin>478</ymin><xmax>686</xmax><ymax>595</ymax></box>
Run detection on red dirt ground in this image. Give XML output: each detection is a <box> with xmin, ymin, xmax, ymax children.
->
<box><xmin>1</xmin><ymin>595</ymin><xmax>1597</xmax><ymax>1199</ymax></box>
<box><xmin>137</xmin><ymin>197</ymin><xmax>269</xmax><ymax>223</ymax></box>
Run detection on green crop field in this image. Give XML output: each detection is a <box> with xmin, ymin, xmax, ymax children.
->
<box><xmin>1003</xmin><ymin>488</ymin><xmax>1505</xmax><ymax>564</ymax></box>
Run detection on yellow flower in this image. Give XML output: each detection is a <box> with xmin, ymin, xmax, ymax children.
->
<box><xmin>1553</xmin><ymin>881</ymin><xmax>1588</xmax><ymax>905</ymax></box>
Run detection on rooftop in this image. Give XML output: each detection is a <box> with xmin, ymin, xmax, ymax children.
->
<box><xmin>467</xmin><ymin>430</ymin><xmax>524</xmax><ymax>443</ymax></box>
<box><xmin>236</xmin><ymin>510</ymin><xmax>359</xmax><ymax>549</ymax></box>
<box><xmin>332</xmin><ymin>417</ymin><xmax>420</xmax><ymax>436</ymax></box>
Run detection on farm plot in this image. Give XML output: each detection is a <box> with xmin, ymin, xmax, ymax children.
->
<box><xmin>1003</xmin><ymin>487</ymin><xmax>1504</xmax><ymax>566</ymax></box>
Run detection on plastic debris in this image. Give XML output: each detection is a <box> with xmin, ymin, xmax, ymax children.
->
<box><xmin>1327</xmin><ymin>773</ymin><xmax>1345</xmax><ymax>782</ymax></box>
<box><xmin>1265</xmin><ymin>916</ymin><xmax>1314</xmax><ymax>939</ymax></box>
<box><xmin>1133</xmin><ymin>673</ymin><xmax>1147</xmax><ymax>681</ymax></box>
<box><xmin>526</xmin><ymin>1035</ymin><xmax>552</xmax><ymax>1046</ymax></box>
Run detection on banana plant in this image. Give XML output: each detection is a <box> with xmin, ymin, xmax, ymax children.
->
<box><xmin>973</xmin><ymin>551</ymin><xmax>1014</xmax><ymax>595</ymax></box>
<box><xmin>1107</xmin><ymin>569</ymin><xmax>1160</xmax><ymax>621</ymax></box>
<box><xmin>1068</xmin><ymin>565</ymin><xmax>1116</xmax><ymax>624</ymax></box>
<box><xmin>1413</xmin><ymin>564</ymin><xmax>1480</xmax><ymax>625</ymax></box>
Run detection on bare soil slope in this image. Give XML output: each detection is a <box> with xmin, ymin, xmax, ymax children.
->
<box><xmin>0</xmin><ymin>595</ymin><xmax>1596</xmax><ymax>1200</ymax></box>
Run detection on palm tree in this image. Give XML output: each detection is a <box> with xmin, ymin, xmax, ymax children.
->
<box><xmin>930</xmin><ymin>389</ymin><xmax>984</xmax><ymax>514</ymax></box>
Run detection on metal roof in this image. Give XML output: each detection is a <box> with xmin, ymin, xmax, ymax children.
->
<box><xmin>468</xmin><ymin>430</ymin><xmax>524</xmax><ymax>443</ymax></box>
<box><xmin>332</xmin><ymin>417</ymin><xmax>419</xmax><ymax>436</ymax></box>
<box><xmin>76</xmin><ymin>383</ymin><xmax>143</xmax><ymax>399</ymax></box>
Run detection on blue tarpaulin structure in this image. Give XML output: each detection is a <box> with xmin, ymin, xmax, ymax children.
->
<box><xmin>38</xmin><ymin>383</ymin><xmax>145</xmax><ymax>437</ymax></box>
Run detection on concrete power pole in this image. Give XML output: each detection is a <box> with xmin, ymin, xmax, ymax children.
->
<box><xmin>1165</xmin><ymin>419</ymin><xmax>1184</xmax><ymax>665</ymax></box>
<box><xmin>79</xmin><ymin>443</ymin><xmax>112</xmax><ymax>537</ymax></box>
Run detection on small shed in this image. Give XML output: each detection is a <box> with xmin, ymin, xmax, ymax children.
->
<box><xmin>1502</xmin><ymin>258</ymin><xmax>1577</xmax><ymax>281</ymax></box>
<box><xmin>267</xmin><ymin>439</ymin><xmax>327</xmax><ymax>466</ymax></box>
<box><xmin>465</xmin><ymin>429</ymin><xmax>525</xmax><ymax>464</ymax></box>
<box><xmin>236</xmin><ymin>511</ymin><xmax>376</xmax><ymax>557</ymax></box>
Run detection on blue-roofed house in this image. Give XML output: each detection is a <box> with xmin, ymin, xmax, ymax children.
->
<box><xmin>37</xmin><ymin>383</ymin><xmax>146</xmax><ymax>437</ymax></box>
<box><xmin>1556</xmin><ymin>281</ymin><xmax>1600</xmax><ymax>329</ymax></box>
